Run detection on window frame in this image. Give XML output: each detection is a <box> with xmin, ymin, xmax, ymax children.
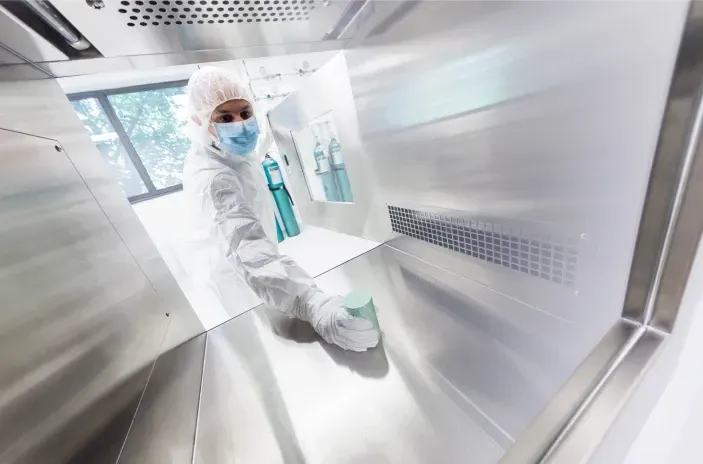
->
<box><xmin>69</xmin><ymin>80</ymin><xmax>190</xmax><ymax>204</ymax></box>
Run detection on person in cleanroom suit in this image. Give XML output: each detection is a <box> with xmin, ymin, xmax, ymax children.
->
<box><xmin>182</xmin><ymin>66</ymin><xmax>378</xmax><ymax>351</ymax></box>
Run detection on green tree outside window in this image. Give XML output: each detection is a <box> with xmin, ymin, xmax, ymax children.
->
<box><xmin>108</xmin><ymin>87</ymin><xmax>190</xmax><ymax>190</ymax></box>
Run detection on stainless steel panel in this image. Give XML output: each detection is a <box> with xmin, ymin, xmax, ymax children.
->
<box><xmin>0</xmin><ymin>129</ymin><xmax>169</xmax><ymax>463</ymax></box>
<box><xmin>512</xmin><ymin>4</ymin><xmax>703</xmax><ymax>462</ymax></box>
<box><xmin>385</xmin><ymin>202</ymin><xmax>602</xmax><ymax>327</ymax></box>
<box><xmin>269</xmin><ymin>52</ymin><xmax>394</xmax><ymax>243</ymax></box>
<box><xmin>344</xmin><ymin>0</ymin><xmax>686</xmax><ymax>325</ymax></box>
<box><xmin>0</xmin><ymin>5</ymin><xmax>68</xmax><ymax>64</ymax></box>
<box><xmin>117</xmin><ymin>334</ymin><xmax>206</xmax><ymax>463</ymax></box>
<box><xmin>622</xmin><ymin>0</ymin><xmax>703</xmax><ymax>332</ymax></box>
<box><xmin>0</xmin><ymin>78</ymin><xmax>204</xmax><ymax>351</ymax></box>
<box><xmin>61</xmin><ymin>365</ymin><xmax>154</xmax><ymax>464</ymax></box>
<box><xmin>51</xmin><ymin>0</ymin><xmax>355</xmax><ymax>58</ymax></box>
<box><xmin>195</xmin><ymin>244</ymin><xmax>611</xmax><ymax>462</ymax></box>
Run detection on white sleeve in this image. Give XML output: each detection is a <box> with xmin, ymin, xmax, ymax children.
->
<box><xmin>206</xmin><ymin>170</ymin><xmax>318</xmax><ymax>318</ymax></box>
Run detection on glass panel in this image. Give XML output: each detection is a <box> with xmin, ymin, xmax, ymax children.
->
<box><xmin>108</xmin><ymin>86</ymin><xmax>190</xmax><ymax>189</ymax></box>
<box><xmin>290</xmin><ymin>111</ymin><xmax>355</xmax><ymax>203</ymax></box>
<box><xmin>70</xmin><ymin>98</ymin><xmax>148</xmax><ymax>198</ymax></box>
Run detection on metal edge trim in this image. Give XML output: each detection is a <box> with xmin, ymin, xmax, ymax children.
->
<box><xmin>541</xmin><ymin>327</ymin><xmax>665</xmax><ymax>463</ymax></box>
<box><xmin>505</xmin><ymin>3</ymin><xmax>703</xmax><ymax>462</ymax></box>
<box><xmin>538</xmin><ymin>325</ymin><xmax>648</xmax><ymax>462</ymax></box>
<box><xmin>622</xmin><ymin>0</ymin><xmax>700</xmax><ymax>329</ymax></box>
<box><xmin>0</xmin><ymin>41</ymin><xmax>54</xmax><ymax>78</ymax></box>
<box><xmin>128</xmin><ymin>184</ymin><xmax>184</xmax><ymax>205</ymax></box>
<box><xmin>498</xmin><ymin>319</ymin><xmax>640</xmax><ymax>464</ymax></box>
<box><xmin>66</xmin><ymin>79</ymin><xmax>189</xmax><ymax>100</ymax></box>
<box><xmin>644</xmin><ymin>77</ymin><xmax>703</xmax><ymax>327</ymax></box>
<box><xmin>115</xmin><ymin>316</ymin><xmax>173</xmax><ymax>464</ymax></box>
<box><xmin>190</xmin><ymin>332</ymin><xmax>208</xmax><ymax>464</ymax></box>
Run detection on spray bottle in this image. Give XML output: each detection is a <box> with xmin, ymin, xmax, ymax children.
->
<box><xmin>326</xmin><ymin>122</ymin><xmax>353</xmax><ymax>202</ymax></box>
<box><xmin>262</xmin><ymin>154</ymin><xmax>300</xmax><ymax>237</ymax></box>
<box><xmin>312</xmin><ymin>124</ymin><xmax>340</xmax><ymax>202</ymax></box>
<box><xmin>312</xmin><ymin>126</ymin><xmax>327</xmax><ymax>173</ymax></box>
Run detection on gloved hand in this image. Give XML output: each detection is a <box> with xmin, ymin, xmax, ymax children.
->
<box><xmin>300</xmin><ymin>290</ymin><xmax>380</xmax><ymax>352</ymax></box>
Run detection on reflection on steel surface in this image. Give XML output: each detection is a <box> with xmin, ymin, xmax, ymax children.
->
<box><xmin>346</xmin><ymin>0</ymin><xmax>686</xmax><ymax>341</ymax></box>
<box><xmin>194</xmin><ymin>245</ymin><xmax>605</xmax><ymax>463</ymax></box>
<box><xmin>0</xmin><ymin>129</ymin><xmax>170</xmax><ymax>463</ymax></box>
<box><xmin>117</xmin><ymin>334</ymin><xmax>206</xmax><ymax>463</ymax></box>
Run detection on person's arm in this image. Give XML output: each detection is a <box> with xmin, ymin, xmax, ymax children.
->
<box><xmin>208</xmin><ymin>170</ymin><xmax>314</xmax><ymax>315</ymax></box>
<box><xmin>206</xmin><ymin>171</ymin><xmax>379</xmax><ymax>351</ymax></box>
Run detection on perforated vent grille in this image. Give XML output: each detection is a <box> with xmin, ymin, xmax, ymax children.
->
<box><xmin>118</xmin><ymin>0</ymin><xmax>314</xmax><ymax>26</ymax></box>
<box><xmin>388</xmin><ymin>206</ymin><xmax>580</xmax><ymax>287</ymax></box>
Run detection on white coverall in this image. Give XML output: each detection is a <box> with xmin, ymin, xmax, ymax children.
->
<box><xmin>182</xmin><ymin>67</ymin><xmax>378</xmax><ymax>352</ymax></box>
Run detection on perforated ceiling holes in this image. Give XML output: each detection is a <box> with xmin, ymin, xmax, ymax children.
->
<box><xmin>119</xmin><ymin>0</ymin><xmax>314</xmax><ymax>26</ymax></box>
<box><xmin>387</xmin><ymin>205</ymin><xmax>581</xmax><ymax>288</ymax></box>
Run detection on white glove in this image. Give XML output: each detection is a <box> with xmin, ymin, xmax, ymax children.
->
<box><xmin>300</xmin><ymin>290</ymin><xmax>380</xmax><ymax>352</ymax></box>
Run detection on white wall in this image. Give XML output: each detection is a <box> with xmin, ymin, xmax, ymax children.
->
<box><xmin>57</xmin><ymin>51</ymin><xmax>338</xmax><ymax>114</ymax></box>
<box><xmin>132</xmin><ymin>190</ymin><xmax>379</xmax><ymax>330</ymax></box>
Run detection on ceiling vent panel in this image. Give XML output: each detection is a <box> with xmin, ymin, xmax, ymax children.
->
<box><xmin>50</xmin><ymin>0</ymin><xmax>352</xmax><ymax>58</ymax></box>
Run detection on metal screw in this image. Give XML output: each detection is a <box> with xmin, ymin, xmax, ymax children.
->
<box><xmin>54</xmin><ymin>145</ymin><xmax>62</xmax><ymax>152</ymax></box>
<box><xmin>86</xmin><ymin>0</ymin><xmax>105</xmax><ymax>9</ymax></box>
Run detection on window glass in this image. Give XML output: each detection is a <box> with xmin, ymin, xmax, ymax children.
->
<box><xmin>108</xmin><ymin>86</ymin><xmax>190</xmax><ymax>189</ymax></box>
<box><xmin>70</xmin><ymin>98</ymin><xmax>148</xmax><ymax>198</ymax></box>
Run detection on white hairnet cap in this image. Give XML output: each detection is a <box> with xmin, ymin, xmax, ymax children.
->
<box><xmin>186</xmin><ymin>66</ymin><xmax>255</xmax><ymax>142</ymax></box>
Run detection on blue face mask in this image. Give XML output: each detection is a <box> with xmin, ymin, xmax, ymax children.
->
<box><xmin>214</xmin><ymin>117</ymin><xmax>260</xmax><ymax>156</ymax></box>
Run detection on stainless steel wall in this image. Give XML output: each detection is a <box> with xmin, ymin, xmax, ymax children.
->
<box><xmin>264</xmin><ymin>2</ymin><xmax>689</xmax><ymax>442</ymax></box>
<box><xmin>344</xmin><ymin>0</ymin><xmax>685</xmax><ymax>366</ymax></box>
<box><xmin>0</xmin><ymin>79</ymin><xmax>204</xmax><ymax>462</ymax></box>
<box><xmin>283</xmin><ymin>0</ymin><xmax>692</xmax><ymax>443</ymax></box>
<box><xmin>0</xmin><ymin>78</ymin><xmax>204</xmax><ymax>350</ymax></box>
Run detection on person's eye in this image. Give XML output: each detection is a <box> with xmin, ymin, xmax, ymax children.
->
<box><xmin>220</xmin><ymin>114</ymin><xmax>234</xmax><ymax>123</ymax></box>
<box><xmin>240</xmin><ymin>110</ymin><xmax>252</xmax><ymax>120</ymax></box>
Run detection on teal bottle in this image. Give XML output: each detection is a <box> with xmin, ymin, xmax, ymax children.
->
<box><xmin>275</xmin><ymin>216</ymin><xmax>285</xmax><ymax>242</ymax></box>
<box><xmin>313</xmin><ymin>139</ymin><xmax>326</xmax><ymax>172</ymax></box>
<box><xmin>329</xmin><ymin>137</ymin><xmax>353</xmax><ymax>202</ymax></box>
<box><xmin>314</xmin><ymin>142</ymin><xmax>340</xmax><ymax>202</ymax></box>
<box><xmin>262</xmin><ymin>155</ymin><xmax>300</xmax><ymax>237</ymax></box>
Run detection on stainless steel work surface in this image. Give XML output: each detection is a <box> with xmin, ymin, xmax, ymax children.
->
<box><xmin>117</xmin><ymin>334</ymin><xmax>206</xmax><ymax>463</ymax></box>
<box><xmin>195</xmin><ymin>245</ymin><xmax>596</xmax><ymax>463</ymax></box>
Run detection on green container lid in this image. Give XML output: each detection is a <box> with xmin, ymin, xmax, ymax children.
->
<box><xmin>344</xmin><ymin>291</ymin><xmax>380</xmax><ymax>330</ymax></box>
